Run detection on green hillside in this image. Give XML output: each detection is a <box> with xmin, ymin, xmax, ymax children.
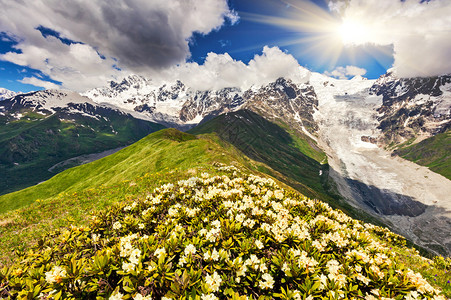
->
<box><xmin>1</xmin><ymin>165</ymin><xmax>450</xmax><ymax>298</ymax></box>
<box><xmin>189</xmin><ymin>110</ymin><xmax>328</xmax><ymax>200</ymax></box>
<box><xmin>0</xmin><ymin>110</ymin><xmax>165</xmax><ymax>195</ymax></box>
<box><xmin>394</xmin><ymin>130</ymin><xmax>451</xmax><ymax>180</ymax></box>
<box><xmin>0</xmin><ymin>129</ymin><xmax>247</xmax><ymax>215</ymax></box>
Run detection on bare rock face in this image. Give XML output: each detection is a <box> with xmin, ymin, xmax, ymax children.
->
<box><xmin>361</xmin><ymin>136</ymin><xmax>378</xmax><ymax>144</ymax></box>
<box><xmin>370</xmin><ymin>72</ymin><xmax>451</xmax><ymax>146</ymax></box>
<box><xmin>243</xmin><ymin>78</ymin><xmax>319</xmax><ymax>138</ymax></box>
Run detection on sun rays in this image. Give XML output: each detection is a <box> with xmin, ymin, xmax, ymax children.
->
<box><xmin>241</xmin><ymin>0</ymin><xmax>391</xmax><ymax>73</ymax></box>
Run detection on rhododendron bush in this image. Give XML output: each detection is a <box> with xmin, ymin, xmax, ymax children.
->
<box><xmin>0</xmin><ymin>166</ymin><xmax>445</xmax><ymax>299</ymax></box>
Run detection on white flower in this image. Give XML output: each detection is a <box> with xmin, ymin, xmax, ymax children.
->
<box><xmin>129</xmin><ymin>248</ymin><xmax>141</xmax><ymax>265</ymax></box>
<box><xmin>210</xmin><ymin>248</ymin><xmax>219</xmax><ymax>261</ymax></box>
<box><xmin>92</xmin><ymin>233</ymin><xmax>100</xmax><ymax>243</ymax></box>
<box><xmin>282</xmin><ymin>262</ymin><xmax>290</xmax><ymax>275</ymax></box>
<box><xmin>205</xmin><ymin>271</ymin><xmax>222</xmax><ymax>292</ymax></box>
<box><xmin>235</xmin><ymin>213</ymin><xmax>246</xmax><ymax>223</ymax></box>
<box><xmin>122</xmin><ymin>262</ymin><xmax>135</xmax><ymax>273</ymax></box>
<box><xmin>259</xmin><ymin>273</ymin><xmax>274</xmax><ymax>289</ymax></box>
<box><xmin>112</xmin><ymin>221</ymin><xmax>122</xmax><ymax>230</ymax></box>
<box><xmin>154</xmin><ymin>247</ymin><xmax>166</xmax><ymax>259</ymax></box>
<box><xmin>274</xmin><ymin>190</ymin><xmax>284</xmax><ymax>200</ymax></box>
<box><xmin>178</xmin><ymin>255</ymin><xmax>187</xmax><ymax>267</ymax></box>
<box><xmin>184</xmin><ymin>244</ymin><xmax>197</xmax><ymax>256</ymax></box>
<box><xmin>255</xmin><ymin>240</ymin><xmax>264</xmax><ymax>249</ymax></box>
<box><xmin>134</xmin><ymin>293</ymin><xmax>152</xmax><ymax>300</ymax></box>
<box><xmin>138</xmin><ymin>223</ymin><xmax>145</xmax><ymax>229</ymax></box>
<box><xmin>201</xmin><ymin>294</ymin><xmax>218</xmax><ymax>300</ymax></box>
<box><xmin>45</xmin><ymin>266</ymin><xmax>67</xmax><ymax>284</ymax></box>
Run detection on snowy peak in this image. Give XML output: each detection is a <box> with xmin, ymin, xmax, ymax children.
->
<box><xmin>84</xmin><ymin>75</ymin><xmax>322</xmax><ymax>133</ymax></box>
<box><xmin>8</xmin><ymin>89</ymin><xmax>95</xmax><ymax>112</ymax></box>
<box><xmin>0</xmin><ymin>88</ymin><xmax>18</xmax><ymax>101</ymax></box>
<box><xmin>0</xmin><ymin>89</ymin><xmax>133</xmax><ymax>124</ymax></box>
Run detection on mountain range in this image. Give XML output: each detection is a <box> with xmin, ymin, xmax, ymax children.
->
<box><xmin>1</xmin><ymin>71</ymin><xmax>450</xmax><ymax>258</ymax></box>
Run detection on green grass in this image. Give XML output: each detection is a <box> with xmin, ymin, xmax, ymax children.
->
<box><xmin>394</xmin><ymin>130</ymin><xmax>451</xmax><ymax>180</ymax></box>
<box><xmin>0</xmin><ymin>110</ymin><xmax>165</xmax><ymax>195</ymax></box>
<box><xmin>0</xmin><ymin>129</ymin><xmax>237</xmax><ymax>214</ymax></box>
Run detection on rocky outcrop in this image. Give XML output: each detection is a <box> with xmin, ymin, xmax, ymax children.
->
<box><xmin>370</xmin><ymin>72</ymin><xmax>451</xmax><ymax>146</ymax></box>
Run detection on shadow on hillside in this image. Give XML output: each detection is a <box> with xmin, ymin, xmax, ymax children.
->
<box><xmin>190</xmin><ymin>110</ymin><xmax>327</xmax><ymax>200</ymax></box>
<box><xmin>345</xmin><ymin>178</ymin><xmax>427</xmax><ymax>217</ymax></box>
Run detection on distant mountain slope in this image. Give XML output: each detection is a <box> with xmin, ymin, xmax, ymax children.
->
<box><xmin>189</xmin><ymin>110</ymin><xmax>335</xmax><ymax>201</ymax></box>
<box><xmin>393</xmin><ymin>129</ymin><xmax>451</xmax><ymax>180</ymax></box>
<box><xmin>0</xmin><ymin>90</ymin><xmax>165</xmax><ymax>195</ymax></box>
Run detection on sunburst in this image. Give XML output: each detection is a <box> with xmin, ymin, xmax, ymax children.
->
<box><xmin>242</xmin><ymin>0</ymin><xmax>388</xmax><ymax>71</ymax></box>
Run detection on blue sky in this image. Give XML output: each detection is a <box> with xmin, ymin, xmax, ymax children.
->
<box><xmin>0</xmin><ymin>0</ymin><xmax>449</xmax><ymax>93</ymax></box>
<box><xmin>189</xmin><ymin>0</ymin><xmax>393</xmax><ymax>78</ymax></box>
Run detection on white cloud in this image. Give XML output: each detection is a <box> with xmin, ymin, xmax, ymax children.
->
<box><xmin>325</xmin><ymin>65</ymin><xmax>367</xmax><ymax>79</ymax></box>
<box><xmin>19</xmin><ymin>77</ymin><xmax>60</xmax><ymax>90</ymax></box>
<box><xmin>0</xmin><ymin>0</ymin><xmax>238</xmax><ymax>91</ymax></box>
<box><xmin>155</xmin><ymin>46</ymin><xmax>311</xmax><ymax>91</ymax></box>
<box><xmin>329</xmin><ymin>0</ymin><xmax>451</xmax><ymax>77</ymax></box>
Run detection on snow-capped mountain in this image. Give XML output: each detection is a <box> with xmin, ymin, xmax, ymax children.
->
<box><xmin>84</xmin><ymin>75</ymin><xmax>243</xmax><ymax>129</ymax></box>
<box><xmin>0</xmin><ymin>89</ymin><xmax>123</xmax><ymax>122</ymax></box>
<box><xmin>0</xmin><ymin>88</ymin><xmax>17</xmax><ymax>101</ymax></box>
<box><xmin>84</xmin><ymin>75</ymin><xmax>320</xmax><ymax>135</ymax></box>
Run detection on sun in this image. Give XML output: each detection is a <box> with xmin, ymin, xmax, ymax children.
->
<box><xmin>337</xmin><ymin>19</ymin><xmax>370</xmax><ymax>46</ymax></box>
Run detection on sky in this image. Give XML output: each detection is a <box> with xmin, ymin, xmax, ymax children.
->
<box><xmin>0</xmin><ymin>0</ymin><xmax>450</xmax><ymax>93</ymax></box>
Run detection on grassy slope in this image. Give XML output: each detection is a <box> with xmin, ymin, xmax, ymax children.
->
<box><xmin>0</xmin><ymin>129</ymin><xmax>244</xmax><ymax>214</ymax></box>
<box><xmin>394</xmin><ymin>130</ymin><xmax>451</xmax><ymax>180</ymax></box>
<box><xmin>0</xmin><ymin>111</ymin><xmax>165</xmax><ymax>195</ymax></box>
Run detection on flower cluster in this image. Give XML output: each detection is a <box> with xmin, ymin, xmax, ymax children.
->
<box><xmin>0</xmin><ymin>166</ymin><xmax>446</xmax><ymax>299</ymax></box>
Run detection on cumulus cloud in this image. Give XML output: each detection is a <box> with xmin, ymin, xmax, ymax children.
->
<box><xmin>328</xmin><ymin>0</ymin><xmax>451</xmax><ymax>77</ymax></box>
<box><xmin>155</xmin><ymin>46</ymin><xmax>310</xmax><ymax>91</ymax></box>
<box><xmin>324</xmin><ymin>65</ymin><xmax>367</xmax><ymax>79</ymax></box>
<box><xmin>0</xmin><ymin>0</ymin><xmax>237</xmax><ymax>91</ymax></box>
